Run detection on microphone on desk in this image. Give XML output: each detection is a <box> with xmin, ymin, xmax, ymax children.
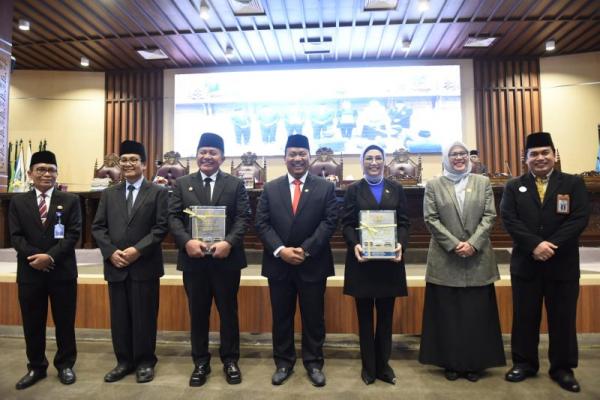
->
<box><xmin>504</xmin><ymin>160</ymin><xmax>513</xmax><ymax>177</ymax></box>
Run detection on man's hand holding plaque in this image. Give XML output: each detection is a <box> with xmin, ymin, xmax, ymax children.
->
<box><xmin>185</xmin><ymin>206</ymin><xmax>227</xmax><ymax>256</ymax></box>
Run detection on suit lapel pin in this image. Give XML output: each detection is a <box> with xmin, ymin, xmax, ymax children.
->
<box><xmin>519</xmin><ymin>186</ymin><xmax>527</xmax><ymax>193</ymax></box>
<box><xmin>466</xmin><ymin>188</ymin><xmax>472</xmax><ymax>193</ymax></box>
<box><xmin>385</xmin><ymin>189</ymin><xmax>390</xmax><ymax>193</ymax></box>
<box><xmin>57</xmin><ymin>205</ymin><xmax>64</xmax><ymax>210</ymax></box>
<box><xmin>188</xmin><ymin>186</ymin><xmax>194</xmax><ymax>191</ymax></box>
<box><xmin>304</xmin><ymin>189</ymin><xmax>309</xmax><ymax>192</ymax></box>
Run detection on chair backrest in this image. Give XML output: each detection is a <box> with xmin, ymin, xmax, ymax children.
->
<box><xmin>93</xmin><ymin>153</ymin><xmax>121</xmax><ymax>183</ymax></box>
<box><xmin>156</xmin><ymin>151</ymin><xmax>189</xmax><ymax>187</ymax></box>
<box><xmin>384</xmin><ymin>148</ymin><xmax>422</xmax><ymax>185</ymax></box>
<box><xmin>231</xmin><ymin>152</ymin><xmax>266</xmax><ymax>188</ymax></box>
<box><xmin>308</xmin><ymin>147</ymin><xmax>343</xmax><ymax>186</ymax></box>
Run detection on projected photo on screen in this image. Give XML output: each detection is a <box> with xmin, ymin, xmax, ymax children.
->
<box><xmin>174</xmin><ymin>65</ymin><xmax>461</xmax><ymax>157</ymax></box>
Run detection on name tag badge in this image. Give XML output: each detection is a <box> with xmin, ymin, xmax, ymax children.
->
<box><xmin>54</xmin><ymin>223</ymin><xmax>65</xmax><ymax>239</ymax></box>
<box><xmin>556</xmin><ymin>194</ymin><xmax>570</xmax><ymax>214</ymax></box>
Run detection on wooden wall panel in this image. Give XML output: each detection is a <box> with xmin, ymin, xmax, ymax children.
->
<box><xmin>105</xmin><ymin>70</ymin><xmax>163</xmax><ymax>178</ymax></box>
<box><xmin>474</xmin><ymin>58</ymin><xmax>542</xmax><ymax>176</ymax></box>
<box><xmin>2</xmin><ymin>281</ymin><xmax>600</xmax><ymax>334</ymax></box>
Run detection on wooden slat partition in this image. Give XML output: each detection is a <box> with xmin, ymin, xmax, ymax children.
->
<box><xmin>474</xmin><ymin>58</ymin><xmax>542</xmax><ymax>176</ymax></box>
<box><xmin>105</xmin><ymin>70</ymin><xmax>163</xmax><ymax>178</ymax></box>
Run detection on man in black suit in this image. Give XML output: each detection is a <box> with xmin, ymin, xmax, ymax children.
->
<box><xmin>501</xmin><ymin>132</ymin><xmax>591</xmax><ymax>393</ymax></box>
<box><xmin>92</xmin><ymin>140</ymin><xmax>168</xmax><ymax>384</ymax></box>
<box><xmin>255</xmin><ymin>134</ymin><xmax>339</xmax><ymax>387</ymax></box>
<box><xmin>9</xmin><ymin>151</ymin><xmax>81</xmax><ymax>390</ymax></box>
<box><xmin>168</xmin><ymin>132</ymin><xmax>250</xmax><ymax>387</ymax></box>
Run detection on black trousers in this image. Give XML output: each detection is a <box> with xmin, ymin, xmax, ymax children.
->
<box><xmin>108</xmin><ymin>277</ymin><xmax>160</xmax><ymax>368</ymax></box>
<box><xmin>511</xmin><ymin>274</ymin><xmax>579</xmax><ymax>375</ymax></box>
<box><xmin>183</xmin><ymin>268</ymin><xmax>241</xmax><ymax>366</ymax></box>
<box><xmin>18</xmin><ymin>278</ymin><xmax>77</xmax><ymax>372</ymax></box>
<box><xmin>268</xmin><ymin>276</ymin><xmax>326</xmax><ymax>370</ymax></box>
<box><xmin>355</xmin><ymin>297</ymin><xmax>395</xmax><ymax>377</ymax></box>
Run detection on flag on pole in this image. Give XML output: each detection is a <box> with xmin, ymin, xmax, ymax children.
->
<box><xmin>10</xmin><ymin>141</ymin><xmax>28</xmax><ymax>192</ymax></box>
<box><xmin>24</xmin><ymin>141</ymin><xmax>33</xmax><ymax>186</ymax></box>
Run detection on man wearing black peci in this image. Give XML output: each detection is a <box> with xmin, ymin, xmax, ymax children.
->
<box><xmin>501</xmin><ymin>131</ymin><xmax>591</xmax><ymax>393</ymax></box>
<box><xmin>92</xmin><ymin>140</ymin><xmax>169</xmax><ymax>384</ymax></box>
<box><xmin>168</xmin><ymin>132</ymin><xmax>251</xmax><ymax>387</ymax></box>
<box><xmin>9</xmin><ymin>150</ymin><xmax>82</xmax><ymax>390</ymax></box>
<box><xmin>255</xmin><ymin>134</ymin><xmax>339</xmax><ymax>387</ymax></box>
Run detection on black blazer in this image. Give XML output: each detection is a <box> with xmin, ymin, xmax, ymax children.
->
<box><xmin>255</xmin><ymin>173</ymin><xmax>339</xmax><ymax>282</ymax></box>
<box><xmin>168</xmin><ymin>170</ymin><xmax>250</xmax><ymax>271</ymax></box>
<box><xmin>342</xmin><ymin>178</ymin><xmax>410</xmax><ymax>298</ymax></box>
<box><xmin>9</xmin><ymin>190</ymin><xmax>81</xmax><ymax>284</ymax></box>
<box><xmin>92</xmin><ymin>180</ymin><xmax>169</xmax><ymax>282</ymax></box>
<box><xmin>500</xmin><ymin>171</ymin><xmax>590</xmax><ymax>280</ymax></box>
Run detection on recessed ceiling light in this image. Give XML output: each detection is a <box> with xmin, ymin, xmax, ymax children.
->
<box><xmin>136</xmin><ymin>48</ymin><xmax>169</xmax><ymax>60</ymax></box>
<box><xmin>545</xmin><ymin>39</ymin><xmax>556</xmax><ymax>52</ymax></box>
<box><xmin>364</xmin><ymin>0</ymin><xmax>398</xmax><ymax>11</ymax></box>
<box><xmin>228</xmin><ymin>0</ymin><xmax>265</xmax><ymax>16</ymax></box>
<box><xmin>463</xmin><ymin>36</ymin><xmax>499</xmax><ymax>48</ymax></box>
<box><xmin>401</xmin><ymin>40</ymin><xmax>411</xmax><ymax>52</ymax></box>
<box><xmin>80</xmin><ymin>56</ymin><xmax>90</xmax><ymax>67</ymax></box>
<box><xmin>418</xmin><ymin>0</ymin><xmax>430</xmax><ymax>12</ymax></box>
<box><xmin>300</xmin><ymin>37</ymin><xmax>332</xmax><ymax>55</ymax></box>
<box><xmin>18</xmin><ymin>19</ymin><xmax>30</xmax><ymax>31</ymax></box>
<box><xmin>224</xmin><ymin>45</ymin><xmax>235</xmax><ymax>59</ymax></box>
<box><xmin>200</xmin><ymin>0</ymin><xmax>210</xmax><ymax>20</ymax></box>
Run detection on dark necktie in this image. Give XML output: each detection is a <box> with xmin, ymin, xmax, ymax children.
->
<box><xmin>203</xmin><ymin>177</ymin><xmax>212</xmax><ymax>204</ymax></box>
<box><xmin>126</xmin><ymin>185</ymin><xmax>135</xmax><ymax>217</ymax></box>
<box><xmin>38</xmin><ymin>193</ymin><xmax>48</xmax><ymax>224</ymax></box>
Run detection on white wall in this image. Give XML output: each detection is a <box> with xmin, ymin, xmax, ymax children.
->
<box><xmin>540</xmin><ymin>51</ymin><xmax>600</xmax><ymax>173</ymax></box>
<box><xmin>8</xmin><ymin>70</ymin><xmax>105</xmax><ymax>191</ymax></box>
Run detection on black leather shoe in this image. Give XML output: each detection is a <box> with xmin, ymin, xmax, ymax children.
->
<box><xmin>307</xmin><ymin>368</ymin><xmax>326</xmax><ymax>387</ymax></box>
<box><xmin>15</xmin><ymin>370</ymin><xmax>47</xmax><ymax>390</ymax></box>
<box><xmin>136</xmin><ymin>366</ymin><xmax>154</xmax><ymax>383</ymax></box>
<box><xmin>465</xmin><ymin>371</ymin><xmax>480</xmax><ymax>382</ymax></box>
<box><xmin>361</xmin><ymin>369</ymin><xmax>375</xmax><ymax>385</ymax></box>
<box><xmin>223</xmin><ymin>362</ymin><xmax>242</xmax><ymax>384</ymax></box>
<box><xmin>444</xmin><ymin>369</ymin><xmax>460</xmax><ymax>381</ymax></box>
<box><xmin>58</xmin><ymin>367</ymin><xmax>76</xmax><ymax>385</ymax></box>
<box><xmin>104</xmin><ymin>364</ymin><xmax>134</xmax><ymax>383</ymax></box>
<box><xmin>376</xmin><ymin>365</ymin><xmax>396</xmax><ymax>385</ymax></box>
<box><xmin>505</xmin><ymin>366</ymin><xmax>537</xmax><ymax>382</ymax></box>
<box><xmin>189</xmin><ymin>364</ymin><xmax>211</xmax><ymax>387</ymax></box>
<box><xmin>551</xmin><ymin>372</ymin><xmax>581</xmax><ymax>393</ymax></box>
<box><xmin>271</xmin><ymin>367</ymin><xmax>293</xmax><ymax>385</ymax></box>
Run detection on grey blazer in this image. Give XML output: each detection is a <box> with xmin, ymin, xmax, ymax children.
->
<box><xmin>423</xmin><ymin>173</ymin><xmax>499</xmax><ymax>287</ymax></box>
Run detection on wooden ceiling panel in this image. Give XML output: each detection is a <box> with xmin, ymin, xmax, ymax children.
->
<box><xmin>10</xmin><ymin>0</ymin><xmax>600</xmax><ymax>71</ymax></box>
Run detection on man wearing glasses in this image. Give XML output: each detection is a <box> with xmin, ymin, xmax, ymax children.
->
<box><xmin>9</xmin><ymin>151</ymin><xmax>82</xmax><ymax>390</ymax></box>
<box><xmin>92</xmin><ymin>140</ymin><xmax>169</xmax><ymax>384</ymax></box>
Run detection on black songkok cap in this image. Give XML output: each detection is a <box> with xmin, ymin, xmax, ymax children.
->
<box><xmin>30</xmin><ymin>151</ymin><xmax>57</xmax><ymax>169</ymax></box>
<box><xmin>525</xmin><ymin>132</ymin><xmax>555</xmax><ymax>152</ymax></box>
<box><xmin>197</xmin><ymin>132</ymin><xmax>224</xmax><ymax>154</ymax></box>
<box><xmin>469</xmin><ymin>150</ymin><xmax>479</xmax><ymax>156</ymax></box>
<box><xmin>120</xmin><ymin>140</ymin><xmax>147</xmax><ymax>162</ymax></box>
<box><xmin>285</xmin><ymin>134</ymin><xmax>310</xmax><ymax>152</ymax></box>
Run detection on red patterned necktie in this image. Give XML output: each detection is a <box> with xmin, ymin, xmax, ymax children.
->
<box><xmin>39</xmin><ymin>193</ymin><xmax>48</xmax><ymax>224</ymax></box>
<box><xmin>292</xmin><ymin>179</ymin><xmax>302</xmax><ymax>215</ymax></box>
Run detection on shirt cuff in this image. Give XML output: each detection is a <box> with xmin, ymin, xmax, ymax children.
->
<box><xmin>273</xmin><ymin>246</ymin><xmax>285</xmax><ymax>258</ymax></box>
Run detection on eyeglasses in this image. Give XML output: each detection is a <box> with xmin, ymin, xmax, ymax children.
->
<box><xmin>119</xmin><ymin>157</ymin><xmax>141</xmax><ymax>165</ymax></box>
<box><xmin>34</xmin><ymin>167</ymin><xmax>58</xmax><ymax>175</ymax></box>
<box><xmin>449</xmin><ymin>151</ymin><xmax>468</xmax><ymax>159</ymax></box>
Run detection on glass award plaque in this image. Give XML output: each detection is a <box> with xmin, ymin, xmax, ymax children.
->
<box><xmin>358</xmin><ymin>210</ymin><xmax>397</xmax><ymax>259</ymax></box>
<box><xmin>185</xmin><ymin>206</ymin><xmax>226</xmax><ymax>254</ymax></box>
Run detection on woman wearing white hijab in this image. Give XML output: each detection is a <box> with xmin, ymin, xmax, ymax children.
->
<box><xmin>418</xmin><ymin>141</ymin><xmax>505</xmax><ymax>381</ymax></box>
<box><xmin>342</xmin><ymin>145</ymin><xmax>410</xmax><ymax>385</ymax></box>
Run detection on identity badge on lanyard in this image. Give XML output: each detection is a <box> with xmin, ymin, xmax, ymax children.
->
<box><xmin>54</xmin><ymin>206</ymin><xmax>65</xmax><ymax>239</ymax></box>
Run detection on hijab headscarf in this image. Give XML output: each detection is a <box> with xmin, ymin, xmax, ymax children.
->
<box><xmin>360</xmin><ymin>144</ymin><xmax>385</xmax><ymax>184</ymax></box>
<box><xmin>442</xmin><ymin>141</ymin><xmax>472</xmax><ymax>182</ymax></box>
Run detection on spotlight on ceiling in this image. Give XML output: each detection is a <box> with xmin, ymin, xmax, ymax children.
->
<box><xmin>199</xmin><ymin>0</ymin><xmax>210</xmax><ymax>20</ymax></box>
<box><xmin>80</xmin><ymin>56</ymin><xmax>90</xmax><ymax>67</ymax></box>
<box><xmin>418</xmin><ymin>0</ymin><xmax>430</xmax><ymax>12</ymax></box>
<box><xmin>224</xmin><ymin>44</ymin><xmax>235</xmax><ymax>59</ymax></box>
<box><xmin>18</xmin><ymin>19</ymin><xmax>30</xmax><ymax>31</ymax></box>
<box><xmin>545</xmin><ymin>39</ymin><xmax>556</xmax><ymax>52</ymax></box>
<box><xmin>401</xmin><ymin>40</ymin><xmax>411</xmax><ymax>52</ymax></box>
